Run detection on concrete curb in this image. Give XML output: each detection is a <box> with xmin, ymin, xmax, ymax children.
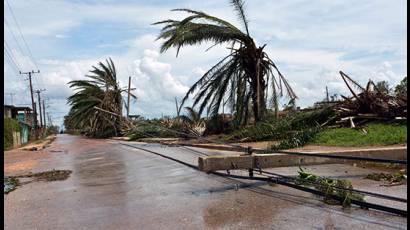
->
<box><xmin>180</xmin><ymin>143</ymin><xmax>407</xmax><ymax>160</ymax></box>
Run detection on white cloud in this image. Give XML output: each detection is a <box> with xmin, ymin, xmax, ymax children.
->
<box><xmin>123</xmin><ymin>49</ymin><xmax>190</xmax><ymax>117</ymax></box>
<box><xmin>4</xmin><ymin>0</ymin><xmax>406</xmax><ymax>126</ymax></box>
<box><xmin>55</xmin><ymin>34</ymin><xmax>69</xmax><ymax>39</ymax></box>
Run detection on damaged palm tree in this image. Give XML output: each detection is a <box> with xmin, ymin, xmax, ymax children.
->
<box><xmin>153</xmin><ymin>0</ymin><xmax>297</xmax><ymax>125</ymax></box>
<box><xmin>334</xmin><ymin>71</ymin><xmax>407</xmax><ymax>127</ymax></box>
<box><xmin>66</xmin><ymin>58</ymin><xmax>136</xmax><ymax>137</ymax></box>
<box><xmin>179</xmin><ymin>107</ymin><xmax>206</xmax><ymax>136</ymax></box>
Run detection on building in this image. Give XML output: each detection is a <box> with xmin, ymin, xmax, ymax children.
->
<box><xmin>4</xmin><ymin>105</ymin><xmax>34</xmax><ymax>146</ymax></box>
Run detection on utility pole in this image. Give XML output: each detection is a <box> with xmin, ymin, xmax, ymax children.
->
<box><xmin>47</xmin><ymin>112</ymin><xmax>50</xmax><ymax>127</ymax></box>
<box><xmin>175</xmin><ymin>97</ymin><xmax>180</xmax><ymax>118</ymax></box>
<box><xmin>47</xmin><ymin>113</ymin><xmax>53</xmax><ymax>127</ymax></box>
<box><xmin>127</xmin><ymin>76</ymin><xmax>131</xmax><ymax>118</ymax></box>
<box><xmin>42</xmin><ymin>100</ymin><xmax>46</xmax><ymax>128</ymax></box>
<box><xmin>35</xmin><ymin>89</ymin><xmax>45</xmax><ymax>128</ymax></box>
<box><xmin>326</xmin><ymin>86</ymin><xmax>330</xmax><ymax>102</ymax></box>
<box><xmin>20</xmin><ymin>70</ymin><xmax>40</xmax><ymax>139</ymax></box>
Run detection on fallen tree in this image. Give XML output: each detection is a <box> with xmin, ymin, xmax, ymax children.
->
<box><xmin>334</xmin><ymin>71</ymin><xmax>407</xmax><ymax>128</ymax></box>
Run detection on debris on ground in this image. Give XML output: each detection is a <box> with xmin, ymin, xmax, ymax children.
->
<box><xmin>4</xmin><ymin>177</ymin><xmax>19</xmax><ymax>194</ymax></box>
<box><xmin>333</xmin><ymin>71</ymin><xmax>407</xmax><ymax>128</ymax></box>
<box><xmin>20</xmin><ymin>135</ymin><xmax>57</xmax><ymax>151</ymax></box>
<box><xmin>296</xmin><ymin>167</ymin><xmax>364</xmax><ymax>207</ymax></box>
<box><xmin>19</xmin><ymin>169</ymin><xmax>72</xmax><ymax>182</ymax></box>
<box><xmin>4</xmin><ymin>169</ymin><xmax>72</xmax><ymax>194</ymax></box>
<box><xmin>365</xmin><ymin>170</ymin><xmax>407</xmax><ymax>186</ymax></box>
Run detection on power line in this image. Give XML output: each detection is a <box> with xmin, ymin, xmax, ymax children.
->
<box><xmin>4</xmin><ymin>41</ymin><xmax>22</xmax><ymax>70</ymax></box>
<box><xmin>4</xmin><ymin>51</ymin><xmax>20</xmax><ymax>75</ymax></box>
<box><xmin>4</xmin><ymin>17</ymin><xmax>27</xmax><ymax>64</ymax></box>
<box><xmin>5</xmin><ymin>0</ymin><xmax>38</xmax><ymax>70</ymax></box>
<box><xmin>5</xmin><ymin>0</ymin><xmax>48</xmax><ymax>93</ymax></box>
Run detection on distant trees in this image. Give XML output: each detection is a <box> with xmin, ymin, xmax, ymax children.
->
<box><xmin>375</xmin><ymin>80</ymin><xmax>390</xmax><ymax>94</ymax></box>
<box><xmin>46</xmin><ymin>125</ymin><xmax>59</xmax><ymax>135</ymax></box>
<box><xmin>394</xmin><ymin>76</ymin><xmax>407</xmax><ymax>97</ymax></box>
<box><xmin>374</xmin><ymin>77</ymin><xmax>407</xmax><ymax>97</ymax></box>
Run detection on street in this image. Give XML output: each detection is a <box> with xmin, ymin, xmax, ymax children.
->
<box><xmin>4</xmin><ymin>135</ymin><xmax>407</xmax><ymax>230</ymax></box>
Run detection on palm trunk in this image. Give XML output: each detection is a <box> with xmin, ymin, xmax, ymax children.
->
<box><xmin>250</xmin><ymin>46</ymin><xmax>266</xmax><ymax>123</ymax></box>
<box><xmin>251</xmin><ymin>77</ymin><xmax>266</xmax><ymax>122</ymax></box>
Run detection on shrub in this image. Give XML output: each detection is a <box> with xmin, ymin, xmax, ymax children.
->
<box><xmin>4</xmin><ymin>118</ymin><xmax>21</xmax><ymax>150</ymax></box>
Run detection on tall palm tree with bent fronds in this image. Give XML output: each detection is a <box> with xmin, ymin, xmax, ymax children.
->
<box><xmin>66</xmin><ymin>58</ymin><xmax>135</xmax><ymax>137</ymax></box>
<box><xmin>154</xmin><ymin>0</ymin><xmax>297</xmax><ymax>124</ymax></box>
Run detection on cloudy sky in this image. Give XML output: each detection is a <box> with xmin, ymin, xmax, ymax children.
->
<box><xmin>4</xmin><ymin>0</ymin><xmax>407</xmax><ymax>127</ymax></box>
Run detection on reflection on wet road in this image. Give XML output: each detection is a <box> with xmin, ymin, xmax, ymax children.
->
<box><xmin>4</xmin><ymin>135</ymin><xmax>407</xmax><ymax>230</ymax></box>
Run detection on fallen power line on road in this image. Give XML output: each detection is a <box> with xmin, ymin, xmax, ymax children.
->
<box><xmin>118</xmin><ymin>142</ymin><xmax>407</xmax><ymax>217</ymax></box>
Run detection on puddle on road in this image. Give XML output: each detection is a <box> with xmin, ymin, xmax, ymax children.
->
<box><xmin>4</xmin><ymin>169</ymin><xmax>72</xmax><ymax>194</ymax></box>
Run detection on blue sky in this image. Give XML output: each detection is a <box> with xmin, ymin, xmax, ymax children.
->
<box><xmin>4</xmin><ymin>0</ymin><xmax>407</xmax><ymax>127</ymax></box>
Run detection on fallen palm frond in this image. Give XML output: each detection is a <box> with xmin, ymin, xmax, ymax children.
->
<box><xmin>365</xmin><ymin>170</ymin><xmax>407</xmax><ymax>186</ymax></box>
<box><xmin>226</xmin><ymin>107</ymin><xmax>334</xmax><ymax>142</ymax></box>
<box><xmin>296</xmin><ymin>167</ymin><xmax>364</xmax><ymax>207</ymax></box>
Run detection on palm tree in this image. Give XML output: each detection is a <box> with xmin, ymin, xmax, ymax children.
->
<box><xmin>180</xmin><ymin>106</ymin><xmax>206</xmax><ymax>136</ymax></box>
<box><xmin>66</xmin><ymin>58</ymin><xmax>135</xmax><ymax>137</ymax></box>
<box><xmin>154</xmin><ymin>0</ymin><xmax>297</xmax><ymax>124</ymax></box>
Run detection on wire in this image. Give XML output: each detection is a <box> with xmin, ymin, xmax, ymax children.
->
<box><xmin>119</xmin><ymin>142</ymin><xmax>407</xmax><ymax>217</ymax></box>
<box><xmin>128</xmin><ymin>120</ymin><xmax>407</xmax><ymax>164</ymax></box>
<box><xmin>5</xmin><ymin>0</ymin><xmax>39</xmax><ymax>70</ymax></box>
<box><xmin>259</xmin><ymin>170</ymin><xmax>407</xmax><ymax>203</ymax></box>
<box><xmin>4</xmin><ymin>41</ymin><xmax>22</xmax><ymax>70</ymax></box>
<box><xmin>5</xmin><ymin>0</ymin><xmax>47</xmax><ymax>92</ymax></box>
<box><xmin>4</xmin><ymin>17</ymin><xmax>27</xmax><ymax>63</ymax></box>
<box><xmin>123</xmin><ymin>127</ymin><xmax>407</xmax><ymax>203</ymax></box>
<box><xmin>4</xmin><ymin>51</ymin><xmax>20</xmax><ymax>75</ymax></box>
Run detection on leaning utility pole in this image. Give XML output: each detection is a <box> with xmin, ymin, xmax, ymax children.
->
<box><xmin>42</xmin><ymin>99</ymin><xmax>46</xmax><ymax>128</ymax></box>
<box><xmin>127</xmin><ymin>76</ymin><xmax>131</xmax><ymax>118</ymax></box>
<box><xmin>175</xmin><ymin>97</ymin><xmax>180</xmax><ymax>118</ymax></box>
<box><xmin>20</xmin><ymin>70</ymin><xmax>40</xmax><ymax>139</ymax></box>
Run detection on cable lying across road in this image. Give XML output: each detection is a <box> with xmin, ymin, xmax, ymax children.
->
<box><xmin>127</xmin><ymin>126</ymin><xmax>407</xmax><ymax>203</ymax></box>
<box><xmin>118</xmin><ymin>142</ymin><xmax>407</xmax><ymax>217</ymax></box>
<box><xmin>131</xmin><ymin>121</ymin><xmax>407</xmax><ymax>164</ymax></box>
<box><xmin>259</xmin><ymin>170</ymin><xmax>407</xmax><ymax>203</ymax></box>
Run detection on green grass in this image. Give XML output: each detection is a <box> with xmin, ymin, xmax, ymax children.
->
<box><xmin>310</xmin><ymin>123</ymin><xmax>407</xmax><ymax>147</ymax></box>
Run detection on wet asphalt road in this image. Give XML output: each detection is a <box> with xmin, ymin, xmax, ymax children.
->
<box><xmin>4</xmin><ymin>135</ymin><xmax>407</xmax><ymax>230</ymax></box>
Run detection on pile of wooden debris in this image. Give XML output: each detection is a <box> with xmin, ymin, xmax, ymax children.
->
<box><xmin>333</xmin><ymin>71</ymin><xmax>407</xmax><ymax>128</ymax></box>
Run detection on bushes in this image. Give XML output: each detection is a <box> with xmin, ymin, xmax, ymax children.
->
<box><xmin>270</xmin><ymin>126</ymin><xmax>322</xmax><ymax>150</ymax></box>
<box><xmin>204</xmin><ymin>115</ymin><xmax>234</xmax><ymax>135</ymax></box>
<box><xmin>4</xmin><ymin>118</ymin><xmax>21</xmax><ymax>150</ymax></box>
